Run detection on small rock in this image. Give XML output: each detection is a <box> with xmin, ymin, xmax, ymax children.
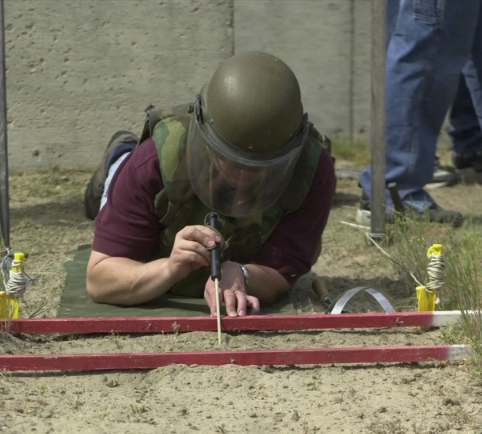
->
<box><xmin>354</xmin><ymin>255</ymin><xmax>366</xmax><ymax>266</ymax></box>
<box><xmin>248</xmin><ymin>412</ymin><xmax>257</xmax><ymax>418</ymax></box>
<box><xmin>179</xmin><ymin>408</ymin><xmax>188</xmax><ymax>416</ymax></box>
<box><xmin>291</xmin><ymin>410</ymin><xmax>300</xmax><ymax>422</ymax></box>
<box><xmin>401</xmin><ymin>376</ymin><xmax>416</xmax><ymax>384</ymax></box>
<box><xmin>442</xmin><ymin>398</ymin><xmax>460</xmax><ymax>406</ymax></box>
<box><xmin>105</xmin><ymin>379</ymin><xmax>119</xmax><ymax>388</ymax></box>
<box><xmin>259</xmin><ymin>365</ymin><xmax>274</xmax><ymax>373</ymax></box>
<box><xmin>378</xmin><ymin>406</ymin><xmax>388</xmax><ymax>413</ymax></box>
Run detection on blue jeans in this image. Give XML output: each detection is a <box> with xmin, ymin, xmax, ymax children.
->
<box><xmin>449</xmin><ymin>74</ymin><xmax>482</xmax><ymax>156</ymax></box>
<box><xmin>359</xmin><ymin>0</ymin><xmax>482</xmax><ymax>212</ymax></box>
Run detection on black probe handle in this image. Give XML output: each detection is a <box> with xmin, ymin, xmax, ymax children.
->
<box><xmin>207</xmin><ymin>213</ymin><xmax>221</xmax><ymax>281</ymax></box>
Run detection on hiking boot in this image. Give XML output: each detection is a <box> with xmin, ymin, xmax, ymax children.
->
<box><xmin>452</xmin><ymin>148</ymin><xmax>482</xmax><ymax>171</ymax></box>
<box><xmin>355</xmin><ymin>191</ymin><xmax>464</xmax><ymax>227</ymax></box>
<box><xmin>425</xmin><ymin>203</ymin><xmax>464</xmax><ymax>227</ymax></box>
<box><xmin>84</xmin><ymin>131</ymin><xmax>138</xmax><ymax>220</ymax></box>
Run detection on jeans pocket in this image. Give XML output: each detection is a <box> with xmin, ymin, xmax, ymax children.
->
<box><xmin>413</xmin><ymin>0</ymin><xmax>444</xmax><ymax>25</ymax></box>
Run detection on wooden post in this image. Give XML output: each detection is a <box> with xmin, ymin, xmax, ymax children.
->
<box><xmin>370</xmin><ymin>0</ymin><xmax>386</xmax><ymax>237</ymax></box>
<box><xmin>0</xmin><ymin>0</ymin><xmax>9</xmax><ymax>249</ymax></box>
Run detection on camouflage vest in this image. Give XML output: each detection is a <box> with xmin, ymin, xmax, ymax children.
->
<box><xmin>138</xmin><ymin>103</ymin><xmax>326</xmax><ymax>297</ymax></box>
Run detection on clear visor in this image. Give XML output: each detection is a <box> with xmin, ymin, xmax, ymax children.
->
<box><xmin>186</xmin><ymin>95</ymin><xmax>310</xmax><ymax>217</ymax></box>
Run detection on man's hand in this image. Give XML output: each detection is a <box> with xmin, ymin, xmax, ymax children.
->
<box><xmin>167</xmin><ymin>225</ymin><xmax>226</xmax><ymax>282</ymax></box>
<box><xmin>204</xmin><ymin>261</ymin><xmax>260</xmax><ymax>317</ymax></box>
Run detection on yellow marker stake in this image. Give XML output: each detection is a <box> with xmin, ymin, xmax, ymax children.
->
<box><xmin>0</xmin><ymin>252</ymin><xmax>25</xmax><ymax>319</ymax></box>
<box><xmin>416</xmin><ymin>244</ymin><xmax>443</xmax><ymax>313</ymax></box>
<box><xmin>0</xmin><ymin>291</ymin><xmax>6</xmax><ymax>319</ymax></box>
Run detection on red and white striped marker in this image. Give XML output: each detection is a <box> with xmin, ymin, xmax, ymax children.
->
<box><xmin>1</xmin><ymin>311</ymin><xmax>475</xmax><ymax>334</ymax></box>
<box><xmin>0</xmin><ymin>345</ymin><xmax>472</xmax><ymax>371</ymax></box>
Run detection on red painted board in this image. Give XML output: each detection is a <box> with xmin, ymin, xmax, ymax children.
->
<box><xmin>2</xmin><ymin>312</ymin><xmax>439</xmax><ymax>334</ymax></box>
<box><xmin>0</xmin><ymin>345</ymin><xmax>454</xmax><ymax>371</ymax></box>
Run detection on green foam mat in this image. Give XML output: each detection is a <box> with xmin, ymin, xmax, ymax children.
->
<box><xmin>58</xmin><ymin>245</ymin><xmax>297</xmax><ymax>318</ymax></box>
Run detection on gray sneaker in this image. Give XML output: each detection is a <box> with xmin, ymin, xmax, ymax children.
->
<box><xmin>356</xmin><ymin>191</ymin><xmax>464</xmax><ymax>227</ymax></box>
<box><xmin>429</xmin><ymin>155</ymin><xmax>458</xmax><ymax>185</ymax></box>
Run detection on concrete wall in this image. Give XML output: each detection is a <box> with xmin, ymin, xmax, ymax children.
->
<box><xmin>5</xmin><ymin>0</ymin><xmax>371</xmax><ymax>168</ymax></box>
<box><xmin>235</xmin><ymin>0</ymin><xmax>371</xmax><ymax>142</ymax></box>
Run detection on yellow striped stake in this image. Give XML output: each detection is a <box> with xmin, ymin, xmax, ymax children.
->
<box><xmin>0</xmin><ymin>252</ymin><xmax>25</xmax><ymax>320</ymax></box>
<box><xmin>416</xmin><ymin>244</ymin><xmax>443</xmax><ymax>313</ymax></box>
<box><xmin>0</xmin><ymin>292</ymin><xmax>6</xmax><ymax>319</ymax></box>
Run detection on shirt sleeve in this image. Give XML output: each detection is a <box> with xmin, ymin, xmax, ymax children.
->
<box><xmin>92</xmin><ymin>139</ymin><xmax>163</xmax><ymax>262</ymax></box>
<box><xmin>252</xmin><ymin>148</ymin><xmax>336</xmax><ymax>285</ymax></box>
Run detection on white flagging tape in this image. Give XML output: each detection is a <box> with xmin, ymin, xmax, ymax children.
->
<box><xmin>4</xmin><ymin>259</ymin><xmax>28</xmax><ymax>297</ymax></box>
<box><xmin>426</xmin><ymin>253</ymin><xmax>444</xmax><ymax>306</ymax></box>
<box><xmin>1</xmin><ymin>253</ymin><xmax>34</xmax><ymax>298</ymax></box>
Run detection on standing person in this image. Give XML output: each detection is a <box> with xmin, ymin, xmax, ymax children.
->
<box><xmin>84</xmin><ymin>52</ymin><xmax>336</xmax><ymax>316</ymax></box>
<box><xmin>449</xmin><ymin>74</ymin><xmax>482</xmax><ymax>172</ymax></box>
<box><xmin>358</xmin><ymin>0</ymin><xmax>482</xmax><ymax>226</ymax></box>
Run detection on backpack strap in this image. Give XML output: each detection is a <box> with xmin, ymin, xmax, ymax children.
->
<box><xmin>137</xmin><ymin>104</ymin><xmax>161</xmax><ymax>146</ymax></box>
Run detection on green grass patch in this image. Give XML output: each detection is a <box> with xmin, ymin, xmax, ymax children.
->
<box><xmin>389</xmin><ymin>214</ymin><xmax>482</xmax><ymax>372</ymax></box>
<box><xmin>330</xmin><ymin>137</ymin><xmax>371</xmax><ymax>167</ymax></box>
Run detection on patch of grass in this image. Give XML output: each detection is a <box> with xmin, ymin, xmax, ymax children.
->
<box><xmin>130</xmin><ymin>403</ymin><xmax>149</xmax><ymax>415</ymax></box>
<box><xmin>330</xmin><ymin>137</ymin><xmax>370</xmax><ymax>168</ymax></box>
<box><xmin>215</xmin><ymin>424</ymin><xmax>227</xmax><ymax>434</ymax></box>
<box><xmin>306</xmin><ymin>381</ymin><xmax>318</xmax><ymax>391</ymax></box>
<box><xmin>439</xmin><ymin>324</ymin><xmax>464</xmax><ymax>345</ymax></box>
<box><xmin>389</xmin><ymin>215</ymin><xmax>482</xmax><ymax>372</ymax></box>
<box><xmin>68</xmin><ymin>396</ymin><xmax>84</xmax><ymax>409</ymax></box>
<box><xmin>368</xmin><ymin>419</ymin><xmax>404</xmax><ymax>434</ymax></box>
<box><xmin>333</xmin><ymin>393</ymin><xmax>344</xmax><ymax>404</ymax></box>
<box><xmin>9</xmin><ymin>166</ymin><xmax>92</xmax><ymax>201</ymax></box>
<box><xmin>348</xmin><ymin>385</ymin><xmax>358</xmax><ymax>401</ymax></box>
<box><xmin>39</xmin><ymin>384</ymin><xmax>51</xmax><ymax>396</ymax></box>
<box><xmin>25</xmin><ymin>286</ymin><xmax>60</xmax><ymax>319</ymax></box>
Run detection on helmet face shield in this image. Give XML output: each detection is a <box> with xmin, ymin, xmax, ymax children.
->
<box><xmin>187</xmin><ymin>95</ymin><xmax>310</xmax><ymax>217</ymax></box>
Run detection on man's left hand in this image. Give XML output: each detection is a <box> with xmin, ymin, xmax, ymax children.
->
<box><xmin>204</xmin><ymin>261</ymin><xmax>260</xmax><ymax>317</ymax></box>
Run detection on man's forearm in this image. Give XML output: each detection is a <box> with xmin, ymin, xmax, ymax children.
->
<box><xmin>87</xmin><ymin>255</ymin><xmax>177</xmax><ymax>306</ymax></box>
<box><xmin>244</xmin><ymin>264</ymin><xmax>290</xmax><ymax>306</ymax></box>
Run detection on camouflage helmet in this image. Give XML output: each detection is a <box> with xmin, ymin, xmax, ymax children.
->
<box><xmin>187</xmin><ymin>51</ymin><xmax>311</xmax><ymax>217</ymax></box>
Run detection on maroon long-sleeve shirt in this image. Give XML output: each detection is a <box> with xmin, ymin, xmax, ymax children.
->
<box><xmin>93</xmin><ymin>138</ymin><xmax>335</xmax><ymax>285</ymax></box>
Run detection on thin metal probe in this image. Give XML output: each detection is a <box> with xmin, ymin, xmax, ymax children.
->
<box><xmin>207</xmin><ymin>213</ymin><xmax>222</xmax><ymax>346</ymax></box>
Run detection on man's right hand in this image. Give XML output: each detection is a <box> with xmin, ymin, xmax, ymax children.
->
<box><xmin>167</xmin><ymin>225</ymin><xmax>227</xmax><ymax>281</ymax></box>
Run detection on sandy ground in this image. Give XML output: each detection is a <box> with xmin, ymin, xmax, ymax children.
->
<box><xmin>1</xmin><ymin>166</ymin><xmax>482</xmax><ymax>433</ymax></box>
